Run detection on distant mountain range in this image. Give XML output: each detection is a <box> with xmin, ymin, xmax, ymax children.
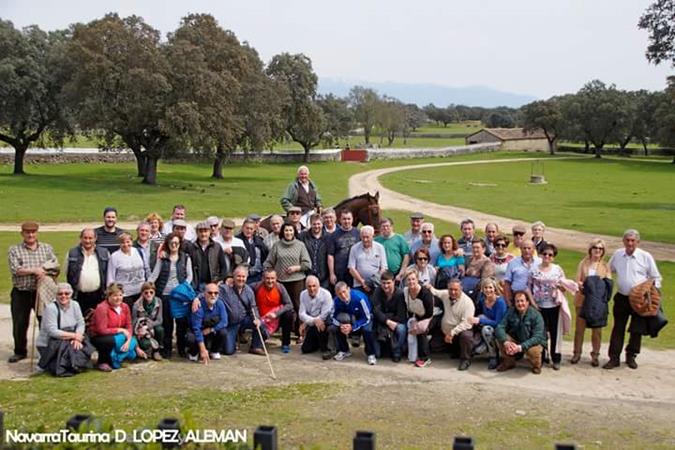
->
<box><xmin>318</xmin><ymin>78</ymin><xmax>538</xmax><ymax>108</ymax></box>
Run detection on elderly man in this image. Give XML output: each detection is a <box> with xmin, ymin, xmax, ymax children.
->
<box><xmin>237</xmin><ymin>218</ymin><xmax>268</xmax><ymax>284</ymax></box>
<box><xmin>191</xmin><ymin>221</ymin><xmax>229</xmax><ymax>290</ymax></box>
<box><xmin>327</xmin><ymin>210</ymin><xmax>361</xmax><ymax>287</ymax></box>
<box><xmin>264</xmin><ymin>215</ymin><xmax>284</xmax><ymax>250</ymax></box>
<box><xmin>403</xmin><ymin>212</ymin><xmax>424</xmax><ymax>246</ymax></box>
<box><xmin>281</xmin><ymin>165</ymin><xmax>323</xmax><ymax>228</ymax></box>
<box><xmin>8</xmin><ymin>222</ymin><xmax>58</xmax><ymax>363</ymax></box>
<box><xmin>410</xmin><ymin>222</ymin><xmax>440</xmax><ymax>266</ymax></box>
<box><xmin>507</xmin><ymin>224</ymin><xmax>531</xmax><ymax>257</ymax></box>
<box><xmin>348</xmin><ymin>225</ymin><xmax>388</xmax><ymax>294</ymax></box>
<box><xmin>133</xmin><ymin>222</ymin><xmax>152</xmax><ymax>268</ymax></box>
<box><xmin>299</xmin><ymin>213</ymin><xmax>330</xmax><ymax>288</ymax></box>
<box><xmin>95</xmin><ymin>207</ymin><xmax>125</xmax><ymax>254</ymax></box>
<box><xmin>484</xmin><ymin>222</ymin><xmax>499</xmax><ymax>257</ymax></box>
<box><xmin>531</xmin><ymin>221</ymin><xmax>549</xmax><ymax>255</ymax></box>
<box><xmin>286</xmin><ymin>206</ymin><xmax>305</xmax><ymax>233</ymax></box>
<box><xmin>253</xmin><ymin>269</ymin><xmax>295</xmax><ymax>353</ymax></box>
<box><xmin>371</xmin><ymin>271</ymin><xmax>407</xmax><ymax>362</ymax></box>
<box><xmin>429</xmin><ymin>279</ymin><xmax>475</xmax><ymax>370</ymax></box>
<box><xmin>457</xmin><ymin>218</ymin><xmax>476</xmax><ymax>266</ymax></box>
<box><xmin>604</xmin><ymin>229</ymin><xmax>663</xmax><ymax>370</ymax></box>
<box><xmin>321</xmin><ymin>208</ymin><xmax>338</xmax><ymax>235</ymax></box>
<box><xmin>207</xmin><ymin>216</ymin><xmax>221</xmax><ymax>239</ymax></box>
<box><xmin>329</xmin><ymin>282</ymin><xmax>377</xmax><ymax>364</ymax></box>
<box><xmin>375</xmin><ymin>218</ymin><xmax>410</xmax><ymax>283</ymax></box>
<box><xmin>298</xmin><ymin>275</ymin><xmax>334</xmax><ymax>358</ymax></box>
<box><xmin>187</xmin><ymin>283</ymin><xmax>228</xmax><ymax>364</ymax></box>
<box><xmin>215</xmin><ymin>219</ymin><xmax>249</xmax><ymax>270</ymax></box>
<box><xmin>162</xmin><ymin>204</ymin><xmax>196</xmax><ymax>242</ymax></box>
<box><xmin>67</xmin><ymin>228</ymin><xmax>110</xmax><ymax>314</ymax></box>
<box><xmin>503</xmin><ymin>240</ymin><xmax>540</xmax><ymax>305</ymax></box>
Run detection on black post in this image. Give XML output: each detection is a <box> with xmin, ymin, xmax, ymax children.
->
<box><xmin>254</xmin><ymin>425</ymin><xmax>278</xmax><ymax>450</ymax></box>
<box><xmin>453</xmin><ymin>436</ymin><xmax>474</xmax><ymax>450</ymax></box>
<box><xmin>555</xmin><ymin>445</ymin><xmax>577</xmax><ymax>450</ymax></box>
<box><xmin>157</xmin><ymin>417</ymin><xmax>181</xmax><ymax>449</ymax></box>
<box><xmin>66</xmin><ymin>414</ymin><xmax>92</xmax><ymax>431</ymax></box>
<box><xmin>353</xmin><ymin>430</ymin><xmax>376</xmax><ymax>450</ymax></box>
<box><xmin>0</xmin><ymin>410</ymin><xmax>4</xmax><ymax>447</ymax></box>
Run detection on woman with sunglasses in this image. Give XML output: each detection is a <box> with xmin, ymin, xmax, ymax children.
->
<box><xmin>404</xmin><ymin>248</ymin><xmax>436</xmax><ymax>288</ymax></box>
<box><xmin>435</xmin><ymin>234</ymin><xmax>465</xmax><ymax>288</ymax></box>
<box><xmin>529</xmin><ymin>243</ymin><xmax>566</xmax><ymax>370</ymax></box>
<box><xmin>489</xmin><ymin>234</ymin><xmax>515</xmax><ymax>285</ymax></box>
<box><xmin>571</xmin><ymin>239</ymin><xmax>611</xmax><ymax>366</ymax></box>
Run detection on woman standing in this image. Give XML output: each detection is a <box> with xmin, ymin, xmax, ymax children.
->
<box><xmin>404</xmin><ymin>270</ymin><xmax>435</xmax><ymax>368</ymax></box>
<box><xmin>571</xmin><ymin>239</ymin><xmax>612</xmax><ymax>366</ymax></box>
<box><xmin>489</xmin><ymin>234</ymin><xmax>515</xmax><ymax>285</ymax></box>
<box><xmin>470</xmin><ymin>278</ymin><xmax>507</xmax><ymax>370</ymax></box>
<box><xmin>107</xmin><ymin>233</ymin><xmax>150</xmax><ymax>309</ymax></box>
<box><xmin>463</xmin><ymin>239</ymin><xmax>495</xmax><ymax>298</ymax></box>
<box><xmin>529</xmin><ymin>243</ymin><xmax>566</xmax><ymax>370</ymax></box>
<box><xmin>405</xmin><ymin>248</ymin><xmax>437</xmax><ymax>287</ymax></box>
<box><xmin>149</xmin><ymin>232</ymin><xmax>193</xmax><ymax>359</ymax></box>
<box><xmin>264</xmin><ymin>222</ymin><xmax>312</xmax><ymax>334</ymax></box>
<box><xmin>435</xmin><ymin>234</ymin><xmax>464</xmax><ymax>288</ymax></box>
<box><xmin>145</xmin><ymin>213</ymin><xmax>165</xmax><ymax>244</ymax></box>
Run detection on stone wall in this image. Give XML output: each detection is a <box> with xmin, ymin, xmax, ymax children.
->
<box><xmin>366</xmin><ymin>143</ymin><xmax>501</xmax><ymax>160</ymax></box>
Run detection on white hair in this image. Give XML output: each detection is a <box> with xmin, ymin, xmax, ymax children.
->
<box><xmin>421</xmin><ymin>222</ymin><xmax>434</xmax><ymax>232</ymax></box>
<box><xmin>360</xmin><ymin>225</ymin><xmax>375</xmax><ymax>236</ymax></box>
<box><xmin>623</xmin><ymin>229</ymin><xmax>640</xmax><ymax>240</ymax></box>
<box><xmin>297</xmin><ymin>165</ymin><xmax>310</xmax><ymax>175</ymax></box>
<box><xmin>531</xmin><ymin>221</ymin><xmax>546</xmax><ymax>230</ymax></box>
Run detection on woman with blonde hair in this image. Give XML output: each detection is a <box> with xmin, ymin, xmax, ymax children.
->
<box><xmin>145</xmin><ymin>213</ymin><xmax>165</xmax><ymax>244</ymax></box>
<box><xmin>471</xmin><ymin>277</ymin><xmax>507</xmax><ymax>370</ymax></box>
<box><xmin>571</xmin><ymin>238</ymin><xmax>612</xmax><ymax>366</ymax></box>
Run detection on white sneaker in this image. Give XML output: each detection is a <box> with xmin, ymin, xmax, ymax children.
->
<box><xmin>367</xmin><ymin>355</ymin><xmax>377</xmax><ymax>365</ymax></box>
<box><xmin>188</xmin><ymin>354</ymin><xmax>198</xmax><ymax>362</ymax></box>
<box><xmin>334</xmin><ymin>351</ymin><xmax>352</xmax><ymax>361</ymax></box>
<box><xmin>209</xmin><ymin>352</ymin><xmax>221</xmax><ymax>360</ymax></box>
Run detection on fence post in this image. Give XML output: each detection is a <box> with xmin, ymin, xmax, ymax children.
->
<box><xmin>353</xmin><ymin>430</ymin><xmax>376</xmax><ymax>450</ymax></box>
<box><xmin>453</xmin><ymin>436</ymin><xmax>474</xmax><ymax>450</ymax></box>
<box><xmin>253</xmin><ymin>425</ymin><xmax>278</xmax><ymax>450</ymax></box>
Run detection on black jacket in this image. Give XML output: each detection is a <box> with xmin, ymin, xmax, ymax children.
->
<box><xmin>66</xmin><ymin>245</ymin><xmax>109</xmax><ymax>299</ymax></box>
<box><xmin>372</xmin><ymin>287</ymin><xmax>408</xmax><ymax>341</ymax></box>
<box><xmin>236</xmin><ymin>233</ymin><xmax>268</xmax><ymax>274</ymax></box>
<box><xmin>580</xmin><ymin>276</ymin><xmax>613</xmax><ymax>328</ymax></box>
<box><xmin>190</xmin><ymin>239</ymin><xmax>229</xmax><ymax>284</ymax></box>
<box><xmin>299</xmin><ymin>230</ymin><xmax>329</xmax><ymax>283</ymax></box>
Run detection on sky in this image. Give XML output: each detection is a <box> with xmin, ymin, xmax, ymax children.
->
<box><xmin>2</xmin><ymin>0</ymin><xmax>672</xmax><ymax>100</ymax></box>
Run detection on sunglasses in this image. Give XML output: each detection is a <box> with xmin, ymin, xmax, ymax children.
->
<box><xmin>206</xmin><ymin>291</ymin><xmax>218</xmax><ymax>295</ymax></box>
<box><xmin>422</xmin><ymin>230</ymin><xmax>433</xmax><ymax>234</ymax></box>
<box><xmin>542</xmin><ymin>252</ymin><xmax>555</xmax><ymax>257</ymax></box>
<box><xmin>513</xmin><ymin>232</ymin><xmax>525</xmax><ymax>236</ymax></box>
<box><xmin>591</xmin><ymin>246</ymin><xmax>604</xmax><ymax>250</ymax></box>
<box><xmin>495</xmin><ymin>243</ymin><xmax>507</xmax><ymax>248</ymax></box>
<box><xmin>289</xmin><ymin>212</ymin><xmax>301</xmax><ymax>215</ymax></box>
<box><xmin>417</xmin><ymin>257</ymin><xmax>428</xmax><ymax>261</ymax></box>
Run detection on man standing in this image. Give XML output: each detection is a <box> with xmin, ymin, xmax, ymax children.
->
<box><xmin>162</xmin><ymin>204</ymin><xmax>196</xmax><ymax>242</ymax></box>
<box><xmin>299</xmin><ymin>214</ymin><xmax>330</xmax><ymax>288</ymax></box>
<box><xmin>410</xmin><ymin>222</ymin><xmax>440</xmax><ymax>266</ymax></box>
<box><xmin>286</xmin><ymin>206</ymin><xmax>305</xmax><ymax>233</ymax></box>
<box><xmin>67</xmin><ymin>228</ymin><xmax>109</xmax><ymax>314</ymax></box>
<box><xmin>348</xmin><ymin>226</ymin><xmax>388</xmax><ymax>295</ymax></box>
<box><xmin>215</xmin><ymin>219</ymin><xmax>249</xmax><ymax>269</ymax></box>
<box><xmin>503</xmin><ymin>240</ymin><xmax>540</xmax><ymax>305</ymax></box>
<box><xmin>281</xmin><ymin>165</ymin><xmax>323</xmax><ymax>228</ymax></box>
<box><xmin>483</xmin><ymin>222</ymin><xmax>500</xmax><ymax>257</ymax></box>
<box><xmin>191</xmin><ymin>221</ymin><xmax>229</xmax><ymax>290</ymax></box>
<box><xmin>237</xmin><ymin>219</ymin><xmax>268</xmax><ymax>284</ymax></box>
<box><xmin>133</xmin><ymin>222</ymin><xmax>152</xmax><ymax>268</ymax></box>
<box><xmin>264</xmin><ymin>215</ymin><xmax>284</xmax><ymax>251</ymax></box>
<box><xmin>327</xmin><ymin>210</ymin><xmax>361</xmax><ymax>287</ymax></box>
<box><xmin>187</xmin><ymin>283</ymin><xmax>228</xmax><ymax>364</ymax></box>
<box><xmin>429</xmin><ymin>279</ymin><xmax>476</xmax><ymax>370</ymax></box>
<box><xmin>457</xmin><ymin>218</ymin><xmax>476</xmax><ymax>266</ymax></box>
<box><xmin>95</xmin><ymin>207</ymin><xmax>125</xmax><ymax>254</ymax></box>
<box><xmin>321</xmin><ymin>208</ymin><xmax>338</xmax><ymax>235</ymax></box>
<box><xmin>375</xmin><ymin>218</ymin><xmax>410</xmax><ymax>283</ymax></box>
<box><xmin>371</xmin><ymin>271</ymin><xmax>407</xmax><ymax>362</ymax></box>
<box><xmin>329</xmin><ymin>282</ymin><xmax>377</xmax><ymax>364</ymax></box>
<box><xmin>531</xmin><ymin>221</ymin><xmax>549</xmax><ymax>255</ymax></box>
<box><xmin>507</xmin><ymin>224</ymin><xmax>531</xmax><ymax>257</ymax></box>
<box><xmin>403</xmin><ymin>212</ymin><xmax>424</xmax><ymax>246</ymax></box>
<box><xmin>604</xmin><ymin>229</ymin><xmax>662</xmax><ymax>370</ymax></box>
<box><xmin>298</xmin><ymin>275</ymin><xmax>334</xmax><ymax>358</ymax></box>
<box><xmin>8</xmin><ymin>222</ymin><xmax>57</xmax><ymax>363</ymax></box>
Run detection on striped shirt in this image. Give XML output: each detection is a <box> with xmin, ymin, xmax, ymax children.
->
<box><xmin>95</xmin><ymin>226</ymin><xmax>125</xmax><ymax>254</ymax></box>
<box><xmin>8</xmin><ymin>241</ymin><xmax>57</xmax><ymax>290</ymax></box>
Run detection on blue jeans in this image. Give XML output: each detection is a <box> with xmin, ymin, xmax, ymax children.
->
<box><xmin>374</xmin><ymin>323</ymin><xmax>407</xmax><ymax>359</ymax></box>
<box><xmin>330</xmin><ymin>321</ymin><xmax>376</xmax><ymax>356</ymax></box>
<box><xmin>223</xmin><ymin>317</ymin><xmax>267</xmax><ymax>355</ymax></box>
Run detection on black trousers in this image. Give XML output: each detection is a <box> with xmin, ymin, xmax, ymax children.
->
<box><xmin>301</xmin><ymin>325</ymin><xmax>330</xmax><ymax>354</ymax></box>
<box><xmin>186</xmin><ymin>328</ymin><xmax>227</xmax><ymax>356</ymax></box>
<box><xmin>161</xmin><ymin>295</ymin><xmax>189</xmax><ymax>358</ymax></box>
<box><xmin>74</xmin><ymin>290</ymin><xmax>103</xmax><ymax>315</ymax></box>
<box><xmin>10</xmin><ymin>288</ymin><xmax>37</xmax><ymax>356</ymax></box>
<box><xmin>91</xmin><ymin>334</ymin><xmax>116</xmax><ymax>365</ymax></box>
<box><xmin>608</xmin><ymin>293</ymin><xmax>642</xmax><ymax>360</ymax></box>
<box><xmin>540</xmin><ymin>306</ymin><xmax>561</xmax><ymax>364</ymax></box>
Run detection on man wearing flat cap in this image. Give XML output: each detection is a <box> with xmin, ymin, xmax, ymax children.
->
<box><xmin>404</xmin><ymin>212</ymin><xmax>424</xmax><ymax>247</ymax></box>
<box><xmin>8</xmin><ymin>222</ymin><xmax>57</xmax><ymax>363</ymax></box>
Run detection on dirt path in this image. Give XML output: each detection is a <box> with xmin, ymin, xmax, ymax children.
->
<box><xmin>349</xmin><ymin>157</ymin><xmax>675</xmax><ymax>262</ymax></box>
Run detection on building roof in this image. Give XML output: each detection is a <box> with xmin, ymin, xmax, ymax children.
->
<box><xmin>466</xmin><ymin>128</ymin><xmax>547</xmax><ymax>141</ymax></box>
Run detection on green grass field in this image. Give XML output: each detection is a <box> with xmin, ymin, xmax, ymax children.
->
<box><xmin>381</xmin><ymin>157</ymin><xmax>675</xmax><ymax>243</ymax></box>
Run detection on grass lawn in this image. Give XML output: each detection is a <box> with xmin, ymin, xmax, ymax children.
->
<box><xmin>381</xmin><ymin>157</ymin><xmax>675</xmax><ymax>244</ymax></box>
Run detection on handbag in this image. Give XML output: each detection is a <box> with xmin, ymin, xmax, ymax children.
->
<box><xmin>169</xmin><ymin>282</ymin><xmax>197</xmax><ymax>319</ymax></box>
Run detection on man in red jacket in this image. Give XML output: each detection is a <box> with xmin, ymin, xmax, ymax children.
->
<box><xmin>253</xmin><ymin>269</ymin><xmax>295</xmax><ymax>354</ymax></box>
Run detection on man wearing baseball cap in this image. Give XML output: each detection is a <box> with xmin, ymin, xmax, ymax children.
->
<box><xmin>8</xmin><ymin>222</ymin><xmax>57</xmax><ymax>363</ymax></box>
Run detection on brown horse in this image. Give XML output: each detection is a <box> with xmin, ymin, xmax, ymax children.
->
<box><xmin>259</xmin><ymin>191</ymin><xmax>381</xmax><ymax>231</ymax></box>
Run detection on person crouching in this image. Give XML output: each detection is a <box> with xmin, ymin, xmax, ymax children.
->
<box><xmin>187</xmin><ymin>283</ymin><xmax>228</xmax><ymax>364</ymax></box>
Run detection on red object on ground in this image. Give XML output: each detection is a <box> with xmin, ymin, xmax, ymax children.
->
<box><xmin>341</xmin><ymin>149</ymin><xmax>368</xmax><ymax>162</ymax></box>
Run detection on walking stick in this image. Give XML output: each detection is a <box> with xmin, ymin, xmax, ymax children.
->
<box><xmin>29</xmin><ymin>289</ymin><xmax>41</xmax><ymax>374</ymax></box>
<box><xmin>252</xmin><ymin>309</ymin><xmax>277</xmax><ymax>380</ymax></box>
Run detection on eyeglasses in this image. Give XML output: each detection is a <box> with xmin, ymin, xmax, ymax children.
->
<box><xmin>591</xmin><ymin>246</ymin><xmax>604</xmax><ymax>251</ymax></box>
<box><xmin>542</xmin><ymin>252</ymin><xmax>555</xmax><ymax>257</ymax></box>
<box><xmin>206</xmin><ymin>291</ymin><xmax>218</xmax><ymax>296</ymax></box>
<box><xmin>422</xmin><ymin>230</ymin><xmax>433</xmax><ymax>234</ymax></box>
<box><xmin>289</xmin><ymin>212</ymin><xmax>301</xmax><ymax>215</ymax></box>
<box><xmin>494</xmin><ymin>243</ymin><xmax>507</xmax><ymax>248</ymax></box>
<box><xmin>143</xmin><ymin>290</ymin><xmax>155</xmax><ymax>295</ymax></box>
<box><xmin>513</xmin><ymin>232</ymin><xmax>525</xmax><ymax>236</ymax></box>
<box><xmin>417</xmin><ymin>257</ymin><xmax>428</xmax><ymax>261</ymax></box>
<box><xmin>57</xmin><ymin>292</ymin><xmax>70</xmax><ymax>296</ymax></box>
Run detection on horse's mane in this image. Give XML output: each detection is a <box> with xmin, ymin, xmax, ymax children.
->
<box><xmin>333</xmin><ymin>193</ymin><xmax>375</xmax><ymax>209</ymax></box>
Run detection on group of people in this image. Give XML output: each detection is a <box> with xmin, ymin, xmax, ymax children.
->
<box><xmin>7</xmin><ymin>165</ymin><xmax>664</xmax><ymax>376</ymax></box>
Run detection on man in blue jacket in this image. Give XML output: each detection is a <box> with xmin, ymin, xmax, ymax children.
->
<box><xmin>329</xmin><ymin>281</ymin><xmax>377</xmax><ymax>365</ymax></box>
<box><xmin>187</xmin><ymin>283</ymin><xmax>228</xmax><ymax>364</ymax></box>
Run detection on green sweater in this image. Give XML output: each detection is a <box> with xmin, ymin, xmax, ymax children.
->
<box><xmin>495</xmin><ymin>306</ymin><xmax>547</xmax><ymax>351</ymax></box>
<box><xmin>264</xmin><ymin>239</ymin><xmax>312</xmax><ymax>282</ymax></box>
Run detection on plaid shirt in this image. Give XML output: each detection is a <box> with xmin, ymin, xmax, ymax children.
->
<box><xmin>8</xmin><ymin>241</ymin><xmax>57</xmax><ymax>291</ymax></box>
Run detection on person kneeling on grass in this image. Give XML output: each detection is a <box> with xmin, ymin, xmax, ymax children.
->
<box><xmin>328</xmin><ymin>282</ymin><xmax>377</xmax><ymax>365</ymax></box>
<box><xmin>89</xmin><ymin>283</ymin><xmax>147</xmax><ymax>372</ymax></box>
<box><xmin>187</xmin><ymin>283</ymin><xmax>228</xmax><ymax>364</ymax></box>
<box><xmin>132</xmin><ymin>282</ymin><xmax>164</xmax><ymax>361</ymax></box>
<box><xmin>253</xmin><ymin>269</ymin><xmax>295</xmax><ymax>354</ymax></box>
<box><xmin>495</xmin><ymin>290</ymin><xmax>547</xmax><ymax>374</ymax></box>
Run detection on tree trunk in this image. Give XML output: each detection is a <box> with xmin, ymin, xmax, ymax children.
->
<box><xmin>142</xmin><ymin>156</ymin><xmax>159</xmax><ymax>185</ymax></box>
<box><xmin>619</xmin><ymin>137</ymin><xmax>631</xmax><ymax>150</ymax></box>
<box><xmin>13</xmin><ymin>144</ymin><xmax>28</xmax><ymax>175</ymax></box>
<box><xmin>593</xmin><ymin>144</ymin><xmax>603</xmax><ymax>159</ymax></box>
<box><xmin>548</xmin><ymin>138</ymin><xmax>557</xmax><ymax>155</ymax></box>
<box><xmin>130</xmin><ymin>144</ymin><xmax>146</xmax><ymax>177</ymax></box>
<box><xmin>212</xmin><ymin>145</ymin><xmax>225</xmax><ymax>179</ymax></box>
<box><xmin>584</xmin><ymin>140</ymin><xmax>590</xmax><ymax>153</ymax></box>
<box><xmin>364</xmin><ymin>127</ymin><xmax>371</xmax><ymax>145</ymax></box>
<box><xmin>303</xmin><ymin>145</ymin><xmax>310</xmax><ymax>163</ymax></box>
<box><xmin>641</xmin><ymin>139</ymin><xmax>649</xmax><ymax>156</ymax></box>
